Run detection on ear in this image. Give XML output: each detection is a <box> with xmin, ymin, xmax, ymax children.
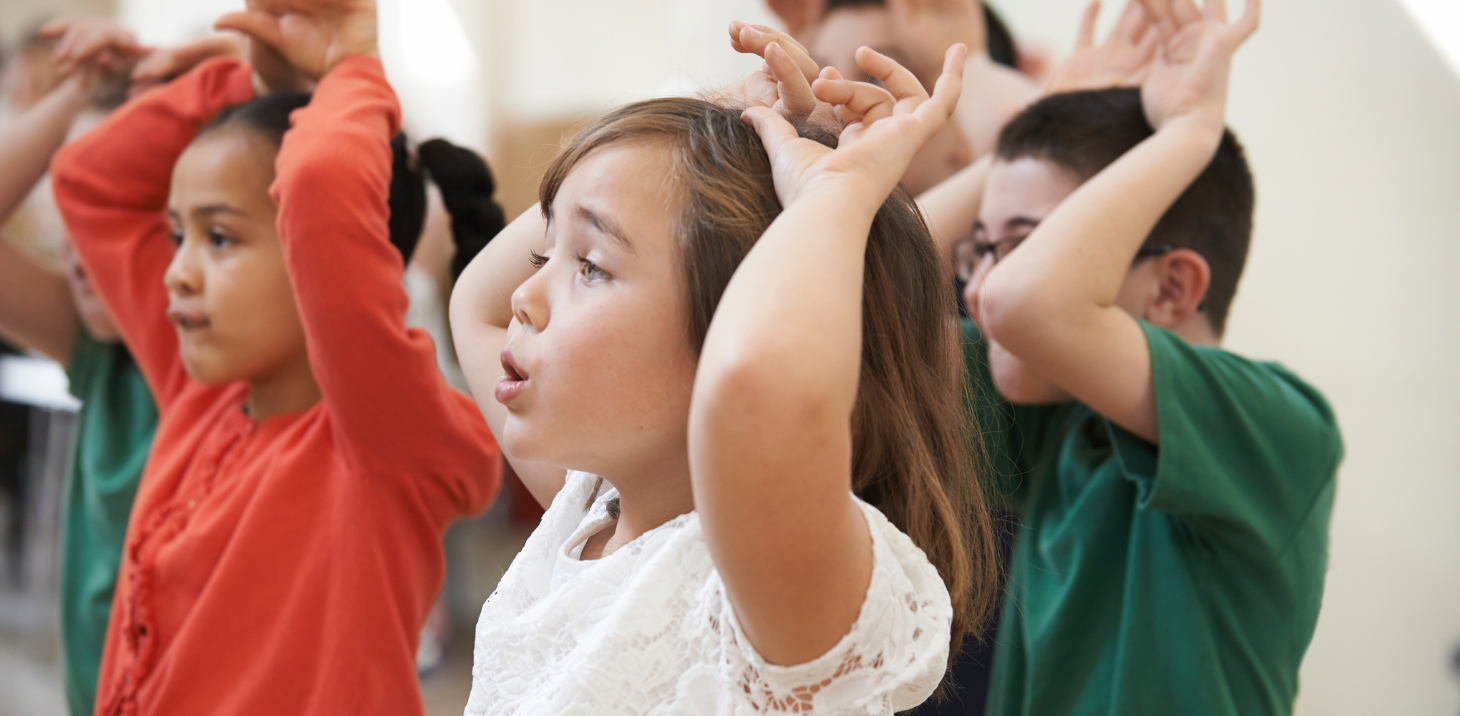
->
<box><xmin>1148</xmin><ymin>248</ymin><xmax>1211</xmax><ymax>327</ymax></box>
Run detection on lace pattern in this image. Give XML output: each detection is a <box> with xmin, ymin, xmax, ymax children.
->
<box><xmin>466</xmin><ymin>471</ymin><xmax>951</xmax><ymax>715</ymax></box>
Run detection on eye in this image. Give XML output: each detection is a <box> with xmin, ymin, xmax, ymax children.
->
<box><xmin>529</xmin><ymin>250</ymin><xmax>549</xmax><ymax>269</ymax></box>
<box><xmin>168</xmin><ymin>228</ymin><xmax>184</xmax><ymax>246</ymax></box>
<box><xmin>577</xmin><ymin>257</ymin><xmax>610</xmax><ymax>283</ymax></box>
<box><xmin>207</xmin><ymin>228</ymin><xmax>236</xmax><ymax>249</ymax></box>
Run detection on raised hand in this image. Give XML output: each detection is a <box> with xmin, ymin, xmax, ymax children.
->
<box><xmin>887</xmin><ymin>0</ymin><xmax>986</xmax><ymax>87</ymax></box>
<box><xmin>1044</xmin><ymin>0</ymin><xmax>1159</xmax><ymax>95</ymax></box>
<box><xmin>725</xmin><ymin>22</ymin><xmax>836</xmax><ymax>127</ymax></box>
<box><xmin>131</xmin><ymin>34</ymin><xmax>243</xmax><ymax>92</ymax></box>
<box><xmin>41</xmin><ymin>18</ymin><xmax>147</xmax><ymax>78</ymax></box>
<box><xmin>215</xmin><ymin>0</ymin><xmax>379</xmax><ymax>81</ymax></box>
<box><xmin>1137</xmin><ymin>0</ymin><xmax>1259</xmax><ymax>133</ymax></box>
<box><xmin>741</xmin><ymin>43</ymin><xmax>968</xmax><ymax>207</ymax></box>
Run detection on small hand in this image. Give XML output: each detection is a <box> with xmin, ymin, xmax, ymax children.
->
<box><xmin>41</xmin><ymin>18</ymin><xmax>147</xmax><ymax>78</ymax></box>
<box><xmin>131</xmin><ymin>34</ymin><xmax>244</xmax><ymax>96</ymax></box>
<box><xmin>1136</xmin><ymin>0</ymin><xmax>1259</xmax><ymax>133</ymax></box>
<box><xmin>725</xmin><ymin>22</ymin><xmax>836</xmax><ymax>127</ymax></box>
<box><xmin>742</xmin><ymin>43</ymin><xmax>968</xmax><ymax>207</ymax></box>
<box><xmin>214</xmin><ymin>0</ymin><xmax>379</xmax><ymax>81</ymax></box>
<box><xmin>1044</xmin><ymin>0</ymin><xmax>1159</xmax><ymax>95</ymax></box>
<box><xmin>887</xmin><ymin>0</ymin><xmax>986</xmax><ymax>87</ymax></box>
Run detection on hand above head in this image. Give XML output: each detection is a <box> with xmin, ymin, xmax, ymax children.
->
<box><xmin>131</xmin><ymin>34</ymin><xmax>243</xmax><ymax>91</ymax></box>
<box><xmin>41</xmin><ymin>18</ymin><xmax>147</xmax><ymax>82</ymax></box>
<box><xmin>1136</xmin><ymin>0</ymin><xmax>1259</xmax><ymax>134</ymax></box>
<box><xmin>887</xmin><ymin>0</ymin><xmax>986</xmax><ymax>87</ymax></box>
<box><xmin>214</xmin><ymin>0</ymin><xmax>379</xmax><ymax>82</ymax></box>
<box><xmin>1044</xmin><ymin>0</ymin><xmax>1160</xmax><ymax>95</ymax></box>
<box><xmin>741</xmin><ymin>43</ymin><xmax>968</xmax><ymax>208</ymax></box>
<box><xmin>726</xmin><ymin>22</ymin><xmax>837</xmax><ymax>128</ymax></box>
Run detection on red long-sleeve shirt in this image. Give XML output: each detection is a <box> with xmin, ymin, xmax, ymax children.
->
<box><xmin>52</xmin><ymin>57</ymin><xmax>500</xmax><ymax>715</ymax></box>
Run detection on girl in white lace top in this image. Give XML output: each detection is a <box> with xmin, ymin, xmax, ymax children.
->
<box><xmin>450</xmin><ymin>24</ymin><xmax>999</xmax><ymax>715</ymax></box>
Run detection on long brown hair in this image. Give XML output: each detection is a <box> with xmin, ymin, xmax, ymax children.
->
<box><xmin>539</xmin><ymin>97</ymin><xmax>1000</xmax><ymax>680</ymax></box>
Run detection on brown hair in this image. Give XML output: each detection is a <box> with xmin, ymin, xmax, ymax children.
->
<box><xmin>539</xmin><ymin>97</ymin><xmax>1000</xmax><ymax>685</ymax></box>
<box><xmin>997</xmin><ymin>87</ymin><xmax>1256</xmax><ymax>334</ymax></box>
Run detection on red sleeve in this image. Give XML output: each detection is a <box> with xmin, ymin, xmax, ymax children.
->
<box><xmin>51</xmin><ymin>59</ymin><xmax>256</xmax><ymax>411</ymax></box>
<box><xmin>272</xmin><ymin>56</ymin><xmax>500</xmax><ymax>516</ymax></box>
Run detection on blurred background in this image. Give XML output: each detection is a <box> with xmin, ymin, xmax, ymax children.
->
<box><xmin>0</xmin><ymin>0</ymin><xmax>1455</xmax><ymax>714</ymax></box>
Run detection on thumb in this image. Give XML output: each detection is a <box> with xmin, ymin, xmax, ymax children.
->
<box><xmin>215</xmin><ymin>11</ymin><xmax>284</xmax><ymax>50</ymax></box>
<box><xmin>740</xmin><ymin>105</ymin><xmax>802</xmax><ymax>157</ymax></box>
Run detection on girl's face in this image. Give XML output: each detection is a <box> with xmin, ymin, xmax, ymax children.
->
<box><xmin>165</xmin><ymin>129</ymin><xmax>309</xmax><ymax>386</ymax></box>
<box><xmin>499</xmin><ymin>143</ymin><xmax>698</xmax><ymax>481</ymax></box>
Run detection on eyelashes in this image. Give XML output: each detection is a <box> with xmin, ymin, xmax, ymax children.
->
<box><xmin>529</xmin><ymin>251</ymin><xmax>549</xmax><ymax>269</ymax></box>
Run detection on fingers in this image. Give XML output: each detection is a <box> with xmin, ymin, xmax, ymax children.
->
<box><xmin>765</xmin><ymin>42</ymin><xmax>818</xmax><ymax>117</ymax></box>
<box><xmin>812</xmin><ymin>75</ymin><xmax>896</xmax><ymax>126</ymax></box>
<box><xmin>1113</xmin><ymin>0</ymin><xmax>1149</xmax><ymax>43</ymax></box>
<box><xmin>1232</xmin><ymin>0</ymin><xmax>1261</xmax><ymax>42</ymax></box>
<box><xmin>1137</xmin><ymin>0</ymin><xmax>1180</xmax><ymax>40</ymax></box>
<box><xmin>132</xmin><ymin>35</ymin><xmax>242</xmax><ymax>82</ymax></box>
<box><xmin>927</xmin><ymin>43</ymin><xmax>968</xmax><ymax>118</ymax></box>
<box><xmin>729</xmin><ymin>22</ymin><xmax>819</xmax><ymax>81</ymax></box>
<box><xmin>1169</xmin><ymin>0</ymin><xmax>1203</xmax><ymax>25</ymax></box>
<box><xmin>214</xmin><ymin>11</ymin><xmax>285</xmax><ymax>51</ymax></box>
<box><xmin>1076</xmin><ymin>0</ymin><xmax>1102</xmax><ymax>49</ymax></box>
<box><xmin>854</xmin><ymin>46</ymin><xmax>927</xmax><ymax>102</ymax></box>
<box><xmin>740</xmin><ymin>105</ymin><xmax>803</xmax><ymax>157</ymax></box>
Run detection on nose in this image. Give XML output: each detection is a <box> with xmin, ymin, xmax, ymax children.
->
<box><xmin>510</xmin><ymin>261</ymin><xmax>551</xmax><ymax>331</ymax></box>
<box><xmin>163</xmin><ymin>236</ymin><xmax>202</xmax><ymax>298</ymax></box>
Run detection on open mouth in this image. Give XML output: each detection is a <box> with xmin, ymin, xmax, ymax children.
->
<box><xmin>496</xmin><ymin>348</ymin><xmax>530</xmax><ymax>405</ymax></box>
<box><xmin>167</xmin><ymin>308</ymin><xmax>211</xmax><ymax>330</ymax></box>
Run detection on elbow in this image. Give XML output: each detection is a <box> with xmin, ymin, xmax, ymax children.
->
<box><xmin>978</xmin><ymin>271</ymin><xmax>1058</xmax><ymax>352</ymax></box>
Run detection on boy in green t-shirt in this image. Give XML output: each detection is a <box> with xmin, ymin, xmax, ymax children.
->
<box><xmin>924</xmin><ymin>0</ymin><xmax>1341</xmax><ymax>714</ymax></box>
<box><xmin>0</xmin><ymin>20</ymin><xmax>159</xmax><ymax>716</ymax></box>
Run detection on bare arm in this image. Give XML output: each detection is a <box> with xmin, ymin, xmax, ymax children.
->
<box><xmin>977</xmin><ymin>0</ymin><xmax>1259</xmax><ymax>442</ymax></box>
<box><xmin>449</xmin><ymin>207</ymin><xmax>567</xmax><ymax>507</ymax></box>
<box><xmin>694</xmin><ymin>43</ymin><xmax>966</xmax><ymax>666</ymax></box>
<box><xmin>0</xmin><ymin>77</ymin><xmax>94</xmax><ymax>363</ymax></box>
<box><xmin>916</xmin><ymin>152</ymin><xmax>991</xmax><ymax>260</ymax></box>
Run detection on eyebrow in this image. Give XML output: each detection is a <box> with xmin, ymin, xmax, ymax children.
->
<box><xmin>972</xmin><ymin>216</ymin><xmax>1041</xmax><ymax>241</ymax></box>
<box><xmin>168</xmin><ymin>205</ymin><xmax>248</xmax><ymax>220</ymax></box>
<box><xmin>574</xmin><ymin>205</ymin><xmax>634</xmax><ymax>253</ymax></box>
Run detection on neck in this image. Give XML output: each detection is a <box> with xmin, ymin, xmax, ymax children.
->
<box><xmin>1171</xmin><ymin>314</ymin><xmax>1222</xmax><ymax>347</ymax></box>
<box><xmin>245</xmin><ymin>351</ymin><xmax>321</xmax><ymax>422</ymax></box>
<box><xmin>583</xmin><ymin>450</ymin><xmax>695</xmax><ymax>560</ymax></box>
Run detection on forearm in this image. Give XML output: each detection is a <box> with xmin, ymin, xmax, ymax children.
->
<box><xmin>452</xmin><ymin>207</ymin><xmax>547</xmax><ymax>333</ymax></box>
<box><xmin>0</xmin><ymin>78</ymin><xmax>90</xmax><ymax>221</ymax></box>
<box><xmin>0</xmin><ymin>238</ymin><xmax>78</xmax><ymax>363</ymax></box>
<box><xmin>954</xmin><ymin>55</ymin><xmax>1040</xmax><ymax>160</ymax></box>
<box><xmin>697</xmin><ymin>188</ymin><xmax>876</xmax><ymax>417</ymax></box>
<box><xmin>917</xmin><ymin>153</ymin><xmax>991</xmax><ymax>261</ymax></box>
<box><xmin>982</xmin><ymin>117</ymin><xmax>1221</xmax><ymax>330</ymax></box>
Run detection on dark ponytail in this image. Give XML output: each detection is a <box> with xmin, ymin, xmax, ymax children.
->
<box><xmin>417</xmin><ymin>138</ymin><xmax>507</xmax><ymax>280</ymax></box>
<box><xmin>204</xmin><ymin>95</ymin><xmax>506</xmax><ymax>271</ymax></box>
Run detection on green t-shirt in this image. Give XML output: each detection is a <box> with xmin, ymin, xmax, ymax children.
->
<box><xmin>61</xmin><ymin>330</ymin><xmax>158</xmax><ymax>716</ymax></box>
<box><xmin>967</xmin><ymin>320</ymin><xmax>1342</xmax><ymax>716</ymax></box>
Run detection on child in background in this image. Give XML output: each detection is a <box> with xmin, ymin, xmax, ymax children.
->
<box><xmin>49</xmin><ymin>4</ymin><xmax>501</xmax><ymax>713</ymax></box>
<box><xmin>925</xmin><ymin>0</ymin><xmax>1343</xmax><ymax>713</ymax></box>
<box><xmin>0</xmin><ymin>23</ymin><xmax>154</xmax><ymax>715</ymax></box>
<box><xmin>449</xmin><ymin>28</ymin><xmax>998</xmax><ymax>715</ymax></box>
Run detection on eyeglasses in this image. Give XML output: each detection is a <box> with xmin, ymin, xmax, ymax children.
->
<box><xmin>953</xmin><ymin>236</ymin><xmax>1176</xmax><ymax>283</ymax></box>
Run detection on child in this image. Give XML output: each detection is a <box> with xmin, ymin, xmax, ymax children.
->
<box><xmin>931</xmin><ymin>0</ymin><xmax>1342</xmax><ymax>713</ymax></box>
<box><xmin>448</xmin><ymin>31</ymin><xmax>998</xmax><ymax>715</ymax></box>
<box><xmin>0</xmin><ymin>26</ymin><xmax>154</xmax><ymax>715</ymax></box>
<box><xmin>49</xmin><ymin>6</ymin><xmax>501</xmax><ymax>713</ymax></box>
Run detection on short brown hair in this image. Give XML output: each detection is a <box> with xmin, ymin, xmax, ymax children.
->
<box><xmin>997</xmin><ymin>87</ymin><xmax>1256</xmax><ymax>334</ymax></box>
<box><xmin>540</xmin><ymin>97</ymin><xmax>1001</xmax><ymax>685</ymax></box>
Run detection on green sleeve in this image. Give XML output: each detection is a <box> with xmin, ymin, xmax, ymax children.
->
<box><xmin>1110</xmin><ymin>322</ymin><xmax>1344</xmax><ymax>555</ymax></box>
<box><xmin>960</xmin><ymin>320</ymin><xmax>1059</xmax><ymax>508</ymax></box>
<box><xmin>67</xmin><ymin>327</ymin><xmax>104</xmax><ymax>400</ymax></box>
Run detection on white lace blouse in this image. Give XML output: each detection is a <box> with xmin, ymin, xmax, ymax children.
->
<box><xmin>464</xmin><ymin>471</ymin><xmax>953</xmax><ymax>715</ymax></box>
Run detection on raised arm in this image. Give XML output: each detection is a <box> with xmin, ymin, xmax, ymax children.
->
<box><xmin>692</xmin><ymin>43</ymin><xmax>966</xmax><ymax>666</ymax></box>
<box><xmin>222</xmin><ymin>4</ymin><xmax>499</xmax><ymax>507</ymax></box>
<box><xmin>449</xmin><ymin>208</ymin><xmax>568</xmax><ymax>507</ymax></box>
<box><xmin>52</xmin><ymin>46</ymin><xmax>255</xmax><ymax>408</ymax></box>
<box><xmin>976</xmin><ymin>0</ymin><xmax>1259</xmax><ymax>442</ymax></box>
<box><xmin>0</xmin><ymin>75</ymin><xmax>96</xmax><ymax>363</ymax></box>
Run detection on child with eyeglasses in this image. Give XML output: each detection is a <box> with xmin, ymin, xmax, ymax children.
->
<box><xmin>918</xmin><ymin>0</ymin><xmax>1344</xmax><ymax>714</ymax></box>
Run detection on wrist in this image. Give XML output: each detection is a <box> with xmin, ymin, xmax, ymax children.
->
<box><xmin>1157</xmin><ymin>113</ymin><xmax>1226</xmax><ymax>152</ymax></box>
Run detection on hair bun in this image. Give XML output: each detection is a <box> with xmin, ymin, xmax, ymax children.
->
<box><xmin>418</xmin><ymin>139</ymin><xmax>508</xmax><ymax>281</ymax></box>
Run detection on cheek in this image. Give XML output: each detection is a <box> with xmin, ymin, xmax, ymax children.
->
<box><xmin>203</xmin><ymin>254</ymin><xmax>306</xmax><ymax>369</ymax></box>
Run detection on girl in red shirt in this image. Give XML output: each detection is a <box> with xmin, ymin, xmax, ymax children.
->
<box><xmin>49</xmin><ymin>8</ymin><xmax>500</xmax><ymax>715</ymax></box>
